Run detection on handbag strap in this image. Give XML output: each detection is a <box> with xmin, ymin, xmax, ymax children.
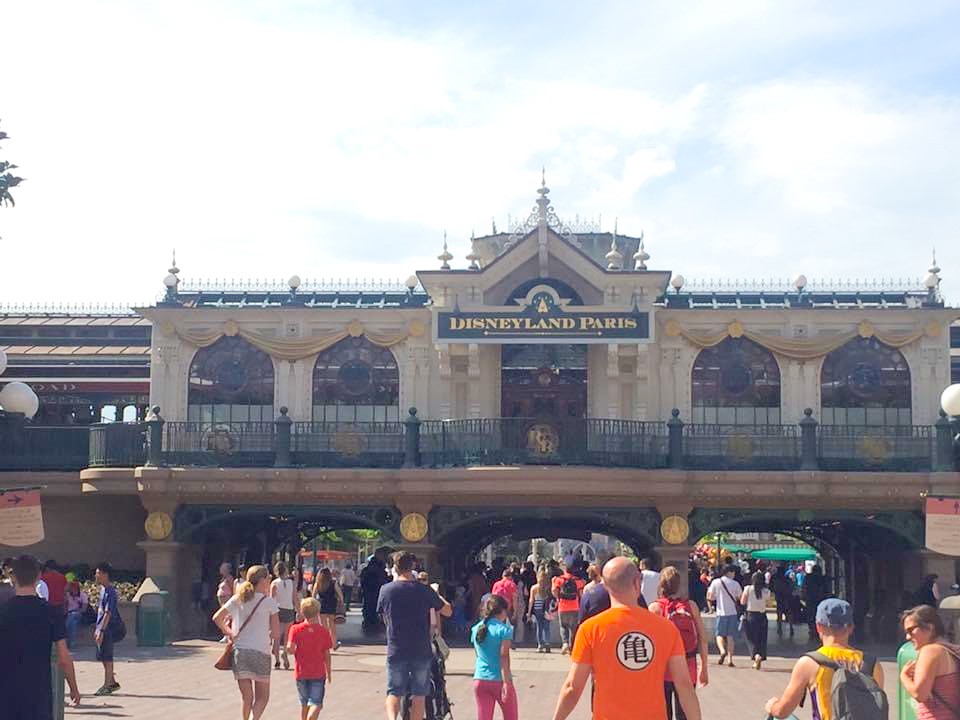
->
<box><xmin>235</xmin><ymin>596</ymin><xmax>267</xmax><ymax>640</ymax></box>
<box><xmin>719</xmin><ymin>578</ymin><xmax>740</xmax><ymax>607</ymax></box>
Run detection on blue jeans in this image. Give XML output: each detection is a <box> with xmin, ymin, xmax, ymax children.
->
<box><xmin>386</xmin><ymin>657</ymin><xmax>432</xmax><ymax>697</ymax></box>
<box><xmin>534</xmin><ymin>612</ymin><xmax>551</xmax><ymax>648</ymax></box>
<box><xmin>297</xmin><ymin>678</ymin><xmax>326</xmax><ymax>707</ymax></box>
<box><xmin>65</xmin><ymin>611</ymin><xmax>83</xmax><ymax>649</ymax></box>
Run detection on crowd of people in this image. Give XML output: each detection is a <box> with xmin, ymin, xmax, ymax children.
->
<box><xmin>5</xmin><ymin>547</ymin><xmax>960</xmax><ymax>720</ymax></box>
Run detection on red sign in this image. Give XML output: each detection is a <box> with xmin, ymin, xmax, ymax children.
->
<box><xmin>0</xmin><ymin>489</ymin><xmax>45</xmax><ymax>547</ymax></box>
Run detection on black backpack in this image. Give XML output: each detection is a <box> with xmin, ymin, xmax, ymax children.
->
<box><xmin>558</xmin><ymin>577</ymin><xmax>579</xmax><ymax>601</ymax></box>
<box><xmin>805</xmin><ymin>651</ymin><xmax>888</xmax><ymax>720</ymax></box>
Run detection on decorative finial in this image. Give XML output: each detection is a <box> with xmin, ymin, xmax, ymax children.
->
<box><xmin>929</xmin><ymin>248</ymin><xmax>941</xmax><ymax>275</ymax></box>
<box><xmin>492</xmin><ymin>217</ymin><xmax>497</xmax><ymax>234</ymax></box>
<box><xmin>438</xmin><ymin>230</ymin><xmax>453</xmax><ymax>270</ymax></box>
<box><xmin>633</xmin><ymin>230</ymin><xmax>649</xmax><ymax>271</ymax></box>
<box><xmin>162</xmin><ymin>250</ymin><xmax>181</xmax><ymax>302</ymax></box>
<box><xmin>605</xmin><ymin>220</ymin><xmax>623</xmax><ymax>270</ymax></box>
<box><xmin>541</xmin><ymin>166</ymin><xmax>546</xmax><ymax>187</ymax></box>
<box><xmin>466</xmin><ymin>230</ymin><xmax>481</xmax><ymax>271</ymax></box>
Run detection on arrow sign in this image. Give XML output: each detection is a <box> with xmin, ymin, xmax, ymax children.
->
<box><xmin>0</xmin><ymin>489</ymin><xmax>44</xmax><ymax>546</ymax></box>
<box><xmin>926</xmin><ymin>497</ymin><xmax>960</xmax><ymax>555</ymax></box>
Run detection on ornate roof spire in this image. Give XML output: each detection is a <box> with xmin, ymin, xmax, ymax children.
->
<box><xmin>466</xmin><ymin>230</ymin><xmax>481</xmax><ymax>271</ymax></box>
<box><xmin>605</xmin><ymin>218</ymin><xmax>624</xmax><ymax>270</ymax></box>
<box><xmin>929</xmin><ymin>248</ymin><xmax>941</xmax><ymax>275</ymax></box>
<box><xmin>438</xmin><ymin>230</ymin><xmax>453</xmax><ymax>270</ymax></box>
<box><xmin>633</xmin><ymin>230</ymin><xmax>649</xmax><ymax>271</ymax></box>
<box><xmin>536</xmin><ymin>168</ymin><xmax>550</xmax><ymax>229</ymax></box>
<box><xmin>162</xmin><ymin>249</ymin><xmax>181</xmax><ymax>302</ymax></box>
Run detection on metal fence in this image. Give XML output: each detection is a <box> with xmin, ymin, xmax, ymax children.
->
<box><xmin>292</xmin><ymin>421</ymin><xmax>405</xmax><ymax>468</ymax></box>
<box><xmin>682</xmin><ymin>424</ymin><xmax>801</xmax><ymax>470</ymax></box>
<box><xmin>161</xmin><ymin>422</ymin><xmax>276</xmax><ymax>467</ymax></box>
<box><xmin>88</xmin><ymin>423</ymin><xmax>147</xmax><ymax>468</ymax></box>
<box><xmin>420</xmin><ymin>418</ymin><xmax>668</xmax><ymax>468</ymax></box>
<box><xmin>0</xmin><ymin>425</ymin><xmax>91</xmax><ymax>471</ymax></box>
<box><xmin>817</xmin><ymin>425</ymin><xmax>935</xmax><ymax>472</ymax></box>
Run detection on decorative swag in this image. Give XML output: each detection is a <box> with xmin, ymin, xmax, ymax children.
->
<box><xmin>159</xmin><ymin>318</ymin><xmax>427</xmax><ymax>361</ymax></box>
<box><xmin>661</xmin><ymin>319</ymin><xmax>941</xmax><ymax>361</ymax></box>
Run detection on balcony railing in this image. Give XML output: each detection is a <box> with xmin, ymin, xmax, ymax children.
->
<box><xmin>0</xmin><ymin>419</ymin><xmax>91</xmax><ymax>471</ymax></box>
<box><xmin>682</xmin><ymin>424</ymin><xmax>800</xmax><ymax>470</ymax></box>
<box><xmin>1</xmin><ymin>406</ymin><xmax>957</xmax><ymax>474</ymax></box>
<box><xmin>420</xmin><ymin>418</ymin><xmax>668</xmax><ymax>468</ymax></box>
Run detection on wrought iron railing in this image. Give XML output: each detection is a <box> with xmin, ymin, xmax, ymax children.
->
<box><xmin>161</xmin><ymin>422</ymin><xmax>276</xmax><ymax>467</ymax></box>
<box><xmin>292</xmin><ymin>421</ymin><xmax>405</xmax><ymax>467</ymax></box>
<box><xmin>2</xmin><ymin>406</ymin><xmax>953</xmax><ymax>473</ymax></box>
<box><xmin>88</xmin><ymin>422</ymin><xmax>147</xmax><ymax>468</ymax></box>
<box><xmin>817</xmin><ymin>425</ymin><xmax>935</xmax><ymax>472</ymax></box>
<box><xmin>682</xmin><ymin>424</ymin><xmax>801</xmax><ymax>470</ymax></box>
<box><xmin>419</xmin><ymin>418</ymin><xmax>667</xmax><ymax>468</ymax></box>
<box><xmin>0</xmin><ymin>424</ymin><xmax>91</xmax><ymax>471</ymax></box>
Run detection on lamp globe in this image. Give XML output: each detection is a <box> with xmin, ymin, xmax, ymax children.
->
<box><xmin>0</xmin><ymin>381</ymin><xmax>40</xmax><ymax>418</ymax></box>
<box><xmin>942</xmin><ymin>384</ymin><xmax>960</xmax><ymax>417</ymax></box>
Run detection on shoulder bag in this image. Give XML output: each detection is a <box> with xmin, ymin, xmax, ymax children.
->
<box><xmin>215</xmin><ymin>596</ymin><xmax>267</xmax><ymax>671</ymax></box>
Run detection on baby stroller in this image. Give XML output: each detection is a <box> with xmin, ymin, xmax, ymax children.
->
<box><xmin>401</xmin><ymin>639</ymin><xmax>454</xmax><ymax>720</ymax></box>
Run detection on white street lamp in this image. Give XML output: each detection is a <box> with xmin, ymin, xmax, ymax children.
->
<box><xmin>942</xmin><ymin>384</ymin><xmax>960</xmax><ymax>417</ymax></box>
<box><xmin>0</xmin><ymin>381</ymin><xmax>40</xmax><ymax>418</ymax></box>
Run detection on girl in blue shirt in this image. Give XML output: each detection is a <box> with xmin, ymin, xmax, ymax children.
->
<box><xmin>471</xmin><ymin>595</ymin><xmax>517</xmax><ymax>720</ymax></box>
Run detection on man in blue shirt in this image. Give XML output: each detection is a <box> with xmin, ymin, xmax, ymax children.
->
<box><xmin>94</xmin><ymin>562</ymin><xmax>121</xmax><ymax>696</ymax></box>
<box><xmin>377</xmin><ymin>552</ymin><xmax>452</xmax><ymax>720</ymax></box>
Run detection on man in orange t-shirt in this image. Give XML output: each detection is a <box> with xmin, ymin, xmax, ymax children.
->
<box><xmin>551</xmin><ymin>557</ymin><xmax>701</xmax><ymax>720</ymax></box>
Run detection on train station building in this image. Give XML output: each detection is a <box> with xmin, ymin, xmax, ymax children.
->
<box><xmin>2</xmin><ymin>180</ymin><xmax>960</xmax><ymax>638</ymax></box>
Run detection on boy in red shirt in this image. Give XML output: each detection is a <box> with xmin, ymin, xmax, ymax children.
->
<box><xmin>287</xmin><ymin>598</ymin><xmax>333</xmax><ymax>720</ymax></box>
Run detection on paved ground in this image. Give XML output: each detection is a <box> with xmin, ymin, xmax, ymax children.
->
<box><xmin>62</xmin><ymin>619</ymin><xmax>906</xmax><ymax>720</ymax></box>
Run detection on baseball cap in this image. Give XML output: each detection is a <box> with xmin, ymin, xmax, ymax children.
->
<box><xmin>816</xmin><ymin>598</ymin><xmax>854</xmax><ymax>627</ymax></box>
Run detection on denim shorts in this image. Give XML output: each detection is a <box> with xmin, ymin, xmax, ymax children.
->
<box><xmin>297</xmin><ymin>678</ymin><xmax>326</xmax><ymax>707</ymax></box>
<box><xmin>96</xmin><ymin>632</ymin><xmax>115</xmax><ymax>662</ymax></box>
<box><xmin>386</xmin><ymin>657</ymin><xmax>432</xmax><ymax>697</ymax></box>
<box><xmin>716</xmin><ymin>614</ymin><xmax>740</xmax><ymax>638</ymax></box>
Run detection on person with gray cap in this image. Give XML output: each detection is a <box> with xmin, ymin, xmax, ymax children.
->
<box><xmin>765</xmin><ymin>598</ymin><xmax>886</xmax><ymax>720</ymax></box>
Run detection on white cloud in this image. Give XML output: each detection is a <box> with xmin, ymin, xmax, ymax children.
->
<box><xmin>0</xmin><ymin>1</ymin><xmax>958</xmax><ymax>306</ymax></box>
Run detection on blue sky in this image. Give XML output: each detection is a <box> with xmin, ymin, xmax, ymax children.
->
<box><xmin>2</xmin><ymin>1</ymin><xmax>959</xmax><ymax>305</ymax></box>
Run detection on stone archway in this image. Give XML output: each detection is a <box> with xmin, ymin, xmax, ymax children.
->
<box><xmin>430</xmin><ymin>506</ymin><xmax>661</xmax><ymax>578</ymax></box>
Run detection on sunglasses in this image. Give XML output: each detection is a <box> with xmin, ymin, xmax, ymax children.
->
<box><xmin>904</xmin><ymin>624</ymin><xmax>922</xmax><ymax>637</ymax></box>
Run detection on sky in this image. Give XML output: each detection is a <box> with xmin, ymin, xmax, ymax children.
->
<box><xmin>2</xmin><ymin>0</ymin><xmax>960</xmax><ymax>307</ymax></box>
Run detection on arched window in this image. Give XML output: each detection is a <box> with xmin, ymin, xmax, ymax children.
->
<box><xmin>188</xmin><ymin>337</ymin><xmax>274</xmax><ymax>423</ymax></box>
<box><xmin>691</xmin><ymin>337</ymin><xmax>781</xmax><ymax>425</ymax></box>
<box><xmin>312</xmin><ymin>336</ymin><xmax>399</xmax><ymax>423</ymax></box>
<box><xmin>820</xmin><ymin>337</ymin><xmax>911</xmax><ymax>425</ymax></box>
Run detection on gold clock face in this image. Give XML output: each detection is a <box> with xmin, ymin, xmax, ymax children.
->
<box><xmin>660</xmin><ymin>515</ymin><xmax>690</xmax><ymax>545</ymax></box>
<box><xmin>399</xmin><ymin>513</ymin><xmax>429</xmax><ymax>543</ymax></box>
<box><xmin>145</xmin><ymin>511</ymin><xmax>174</xmax><ymax>541</ymax></box>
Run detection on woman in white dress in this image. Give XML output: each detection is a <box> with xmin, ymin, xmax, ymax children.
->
<box><xmin>213</xmin><ymin>565</ymin><xmax>280</xmax><ymax>720</ymax></box>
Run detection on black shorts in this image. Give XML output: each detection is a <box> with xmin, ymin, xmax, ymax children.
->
<box><xmin>96</xmin><ymin>632</ymin><xmax>115</xmax><ymax>662</ymax></box>
<box><xmin>279</xmin><ymin>608</ymin><xmax>296</xmax><ymax>624</ymax></box>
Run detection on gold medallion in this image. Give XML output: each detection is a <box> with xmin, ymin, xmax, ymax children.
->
<box><xmin>660</xmin><ymin>515</ymin><xmax>690</xmax><ymax>545</ymax></box>
<box><xmin>400</xmin><ymin>513</ymin><xmax>429</xmax><ymax>543</ymax></box>
<box><xmin>145</xmin><ymin>511</ymin><xmax>174</xmax><ymax>541</ymax></box>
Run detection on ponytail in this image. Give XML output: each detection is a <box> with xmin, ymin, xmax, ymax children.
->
<box><xmin>235</xmin><ymin>564</ymin><xmax>269</xmax><ymax>603</ymax></box>
<box><xmin>476</xmin><ymin>594</ymin><xmax>508</xmax><ymax>643</ymax></box>
<box><xmin>236</xmin><ymin>580</ymin><xmax>255</xmax><ymax>603</ymax></box>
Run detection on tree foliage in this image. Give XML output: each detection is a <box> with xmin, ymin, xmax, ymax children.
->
<box><xmin>0</xmin><ymin>121</ymin><xmax>25</xmax><ymax>207</ymax></box>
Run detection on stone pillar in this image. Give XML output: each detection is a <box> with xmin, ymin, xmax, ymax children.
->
<box><xmin>137</xmin><ymin>540</ymin><xmax>199</xmax><ymax>640</ymax></box>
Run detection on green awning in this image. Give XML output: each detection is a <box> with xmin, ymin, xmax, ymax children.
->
<box><xmin>750</xmin><ymin>547</ymin><xmax>818</xmax><ymax>561</ymax></box>
<box><xmin>716</xmin><ymin>544</ymin><xmax>751</xmax><ymax>554</ymax></box>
